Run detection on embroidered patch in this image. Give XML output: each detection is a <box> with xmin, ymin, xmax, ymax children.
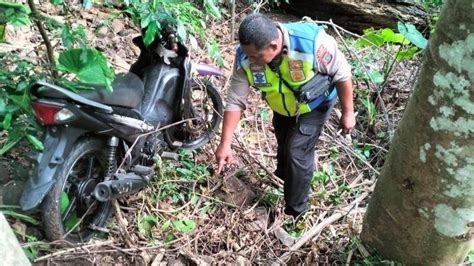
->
<box><xmin>250</xmin><ymin>64</ymin><xmax>270</xmax><ymax>87</ymax></box>
<box><xmin>288</xmin><ymin>60</ymin><xmax>303</xmax><ymax>70</ymax></box>
<box><xmin>317</xmin><ymin>46</ymin><xmax>333</xmax><ymax>65</ymax></box>
<box><xmin>253</xmin><ymin>72</ymin><xmax>270</xmax><ymax>87</ymax></box>
<box><xmin>288</xmin><ymin>60</ymin><xmax>306</xmax><ymax>82</ymax></box>
<box><xmin>290</xmin><ymin>70</ymin><xmax>306</xmax><ymax>82</ymax></box>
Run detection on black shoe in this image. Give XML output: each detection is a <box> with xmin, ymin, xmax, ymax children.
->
<box><xmin>284</xmin><ymin>206</ymin><xmax>308</xmax><ymax>219</ymax></box>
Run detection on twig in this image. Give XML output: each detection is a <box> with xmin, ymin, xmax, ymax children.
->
<box><xmin>235</xmin><ymin>135</ymin><xmax>283</xmax><ymax>187</ymax></box>
<box><xmin>328</xmin><ymin>19</ymin><xmax>393</xmax><ymax>135</ymax></box>
<box><xmin>278</xmin><ymin>183</ymin><xmax>375</xmax><ymax>262</ymax></box>
<box><xmin>116</xmin><ymin>118</ymin><xmax>196</xmax><ymax>171</ymax></box>
<box><xmin>250</xmin><ymin>150</ymin><xmax>276</xmax><ymax>157</ymax></box>
<box><xmin>195</xmin><ymin>192</ymin><xmax>240</xmax><ymax>208</ymax></box>
<box><xmin>254</xmin><ymin>105</ymin><xmax>267</xmax><ymax>169</ymax></box>
<box><xmin>27</xmin><ymin>0</ymin><xmax>58</xmax><ymax>78</ymax></box>
<box><xmin>154</xmin><ymin>182</ymin><xmax>197</xmax><ymax>213</ymax></box>
<box><xmin>113</xmin><ymin>200</ymin><xmax>134</xmax><ymax>248</ymax></box>
<box><xmin>62</xmin><ymin>201</ymin><xmax>97</xmax><ymax>240</ymax></box>
<box><xmin>302</xmin><ymin>17</ymin><xmax>395</xmax><ymax>58</ymax></box>
<box><xmin>34</xmin><ymin>240</ymin><xmax>114</xmax><ymax>262</ymax></box>
<box><xmin>230</xmin><ymin>0</ymin><xmax>236</xmax><ymax>41</ymax></box>
<box><xmin>323</xmin><ymin>130</ymin><xmax>380</xmax><ymax>175</ymax></box>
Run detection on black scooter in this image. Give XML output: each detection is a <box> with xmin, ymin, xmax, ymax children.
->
<box><xmin>19</xmin><ymin>33</ymin><xmax>224</xmax><ymax>242</ymax></box>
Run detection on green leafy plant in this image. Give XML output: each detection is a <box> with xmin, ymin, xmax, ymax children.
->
<box><xmin>0</xmin><ymin>1</ymin><xmax>117</xmax><ymax>155</ymax></box>
<box><xmin>57</xmin><ymin>48</ymin><xmax>115</xmax><ymax>91</ymax></box>
<box><xmin>312</xmin><ymin>163</ymin><xmax>338</xmax><ymax>186</ymax></box>
<box><xmin>354</xmin><ymin>143</ymin><xmax>373</xmax><ymax>161</ymax></box>
<box><xmin>125</xmin><ymin>0</ymin><xmax>220</xmax><ymax>46</ymax></box>
<box><xmin>138</xmin><ymin>214</ymin><xmax>159</xmax><ymax>239</ymax></box>
<box><xmin>124</xmin><ymin>0</ymin><xmax>224</xmax><ymax>66</ymax></box>
<box><xmin>416</xmin><ymin>0</ymin><xmax>443</xmax><ymax>10</ymax></box>
<box><xmin>0</xmin><ymin>2</ymin><xmax>30</xmax><ymax>42</ymax></box>
<box><xmin>173</xmin><ymin>219</ymin><xmax>196</xmax><ymax>234</ymax></box>
<box><xmin>466</xmin><ymin>250</ymin><xmax>474</xmax><ymax>263</ymax></box>
<box><xmin>61</xmin><ymin>23</ymin><xmax>87</xmax><ymax>49</ymax></box>
<box><xmin>0</xmin><ymin>2</ymin><xmax>30</xmax><ymax>26</ymax></box>
<box><xmin>208</xmin><ymin>38</ymin><xmax>224</xmax><ymax>67</ymax></box>
<box><xmin>262</xmin><ymin>186</ymin><xmax>283</xmax><ymax>207</ymax></box>
<box><xmin>0</xmin><ymin>54</ymin><xmax>44</xmax><ymax>156</ymax></box>
<box><xmin>13</xmin><ymin>230</ymin><xmax>49</xmax><ymax>261</ymax></box>
<box><xmin>356</xmin><ymin>23</ymin><xmax>427</xmax><ymax>62</ymax></box>
<box><xmin>359</xmin><ymin>97</ymin><xmax>377</xmax><ymax>126</ymax></box>
<box><xmin>329</xmin><ymin>185</ymin><xmax>351</xmax><ymax>205</ymax></box>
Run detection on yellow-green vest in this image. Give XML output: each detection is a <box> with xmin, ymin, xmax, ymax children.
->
<box><xmin>237</xmin><ymin>23</ymin><xmax>337</xmax><ymax>117</ymax></box>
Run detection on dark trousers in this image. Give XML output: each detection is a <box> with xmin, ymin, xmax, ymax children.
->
<box><xmin>272</xmin><ymin>99</ymin><xmax>336</xmax><ymax>217</ymax></box>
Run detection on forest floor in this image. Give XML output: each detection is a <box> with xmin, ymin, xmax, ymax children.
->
<box><xmin>0</xmin><ymin>2</ymin><xmax>422</xmax><ymax>265</ymax></box>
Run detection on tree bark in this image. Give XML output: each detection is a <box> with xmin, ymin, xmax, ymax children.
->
<box><xmin>283</xmin><ymin>0</ymin><xmax>428</xmax><ymax>33</ymax></box>
<box><xmin>361</xmin><ymin>0</ymin><xmax>474</xmax><ymax>264</ymax></box>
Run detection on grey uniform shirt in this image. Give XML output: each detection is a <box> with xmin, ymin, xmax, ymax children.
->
<box><xmin>226</xmin><ymin>25</ymin><xmax>352</xmax><ymax>112</ymax></box>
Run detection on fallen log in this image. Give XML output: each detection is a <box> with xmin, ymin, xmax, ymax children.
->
<box><xmin>282</xmin><ymin>0</ymin><xmax>429</xmax><ymax>33</ymax></box>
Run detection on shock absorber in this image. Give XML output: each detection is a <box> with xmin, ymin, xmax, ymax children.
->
<box><xmin>105</xmin><ymin>136</ymin><xmax>119</xmax><ymax>179</ymax></box>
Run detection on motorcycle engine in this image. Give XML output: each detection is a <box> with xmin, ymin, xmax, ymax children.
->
<box><xmin>142</xmin><ymin>132</ymin><xmax>165</xmax><ymax>164</ymax></box>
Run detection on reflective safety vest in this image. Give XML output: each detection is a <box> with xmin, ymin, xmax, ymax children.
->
<box><xmin>237</xmin><ymin>23</ymin><xmax>337</xmax><ymax>117</ymax></box>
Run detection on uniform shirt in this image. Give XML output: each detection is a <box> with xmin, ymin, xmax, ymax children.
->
<box><xmin>226</xmin><ymin>24</ymin><xmax>352</xmax><ymax>112</ymax></box>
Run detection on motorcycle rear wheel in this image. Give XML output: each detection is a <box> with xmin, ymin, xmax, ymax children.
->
<box><xmin>41</xmin><ymin>138</ymin><xmax>112</xmax><ymax>242</ymax></box>
<box><xmin>166</xmin><ymin>79</ymin><xmax>223</xmax><ymax>150</ymax></box>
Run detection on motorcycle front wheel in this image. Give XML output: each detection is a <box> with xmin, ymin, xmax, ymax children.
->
<box><xmin>166</xmin><ymin>79</ymin><xmax>223</xmax><ymax>150</ymax></box>
<box><xmin>41</xmin><ymin>138</ymin><xmax>112</xmax><ymax>242</ymax></box>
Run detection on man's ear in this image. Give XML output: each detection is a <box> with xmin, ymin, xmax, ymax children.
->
<box><xmin>268</xmin><ymin>41</ymin><xmax>279</xmax><ymax>52</ymax></box>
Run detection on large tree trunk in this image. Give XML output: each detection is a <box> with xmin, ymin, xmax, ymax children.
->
<box><xmin>361</xmin><ymin>0</ymin><xmax>473</xmax><ymax>264</ymax></box>
<box><xmin>283</xmin><ymin>0</ymin><xmax>428</xmax><ymax>33</ymax></box>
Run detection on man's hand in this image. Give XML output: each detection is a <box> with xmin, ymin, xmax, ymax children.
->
<box><xmin>335</xmin><ymin>79</ymin><xmax>355</xmax><ymax>135</ymax></box>
<box><xmin>215</xmin><ymin>142</ymin><xmax>234</xmax><ymax>175</ymax></box>
<box><xmin>340</xmin><ymin>111</ymin><xmax>356</xmax><ymax>134</ymax></box>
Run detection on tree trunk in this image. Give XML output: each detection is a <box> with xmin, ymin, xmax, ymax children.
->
<box><xmin>283</xmin><ymin>0</ymin><xmax>428</xmax><ymax>33</ymax></box>
<box><xmin>361</xmin><ymin>0</ymin><xmax>474</xmax><ymax>264</ymax></box>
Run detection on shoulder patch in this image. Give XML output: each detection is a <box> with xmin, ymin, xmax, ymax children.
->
<box><xmin>317</xmin><ymin>45</ymin><xmax>333</xmax><ymax>65</ymax></box>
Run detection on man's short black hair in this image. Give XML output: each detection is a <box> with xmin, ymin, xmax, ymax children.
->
<box><xmin>238</xmin><ymin>13</ymin><xmax>278</xmax><ymax>51</ymax></box>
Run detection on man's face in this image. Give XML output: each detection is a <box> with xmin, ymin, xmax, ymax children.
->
<box><xmin>241</xmin><ymin>43</ymin><xmax>278</xmax><ymax>66</ymax></box>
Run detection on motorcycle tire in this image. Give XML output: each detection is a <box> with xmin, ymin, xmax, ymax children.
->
<box><xmin>41</xmin><ymin>137</ymin><xmax>112</xmax><ymax>242</ymax></box>
<box><xmin>166</xmin><ymin>80</ymin><xmax>223</xmax><ymax>150</ymax></box>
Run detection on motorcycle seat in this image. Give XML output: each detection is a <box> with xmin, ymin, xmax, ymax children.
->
<box><xmin>33</xmin><ymin>73</ymin><xmax>145</xmax><ymax>109</ymax></box>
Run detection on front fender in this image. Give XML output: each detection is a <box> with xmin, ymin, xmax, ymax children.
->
<box><xmin>193</xmin><ymin>62</ymin><xmax>224</xmax><ymax>77</ymax></box>
<box><xmin>20</xmin><ymin>127</ymin><xmax>86</xmax><ymax>211</ymax></box>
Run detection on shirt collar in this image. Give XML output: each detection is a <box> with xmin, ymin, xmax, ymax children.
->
<box><xmin>277</xmin><ymin>23</ymin><xmax>290</xmax><ymax>55</ymax></box>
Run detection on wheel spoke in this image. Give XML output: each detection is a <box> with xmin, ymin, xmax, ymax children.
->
<box><xmin>62</xmin><ymin>195</ymin><xmax>77</xmax><ymax>223</ymax></box>
<box><xmin>69</xmin><ymin>172</ymin><xmax>81</xmax><ymax>186</ymax></box>
<box><xmin>85</xmin><ymin>156</ymin><xmax>95</xmax><ymax>179</ymax></box>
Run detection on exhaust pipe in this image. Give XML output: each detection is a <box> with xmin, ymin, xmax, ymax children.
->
<box><xmin>94</xmin><ymin>172</ymin><xmax>149</xmax><ymax>202</ymax></box>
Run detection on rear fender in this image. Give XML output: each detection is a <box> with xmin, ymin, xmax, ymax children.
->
<box><xmin>20</xmin><ymin>127</ymin><xmax>86</xmax><ymax>211</ymax></box>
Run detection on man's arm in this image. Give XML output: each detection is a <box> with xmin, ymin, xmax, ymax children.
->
<box><xmin>315</xmin><ymin>30</ymin><xmax>355</xmax><ymax>134</ymax></box>
<box><xmin>335</xmin><ymin>79</ymin><xmax>355</xmax><ymax>134</ymax></box>
<box><xmin>215</xmin><ymin>56</ymin><xmax>250</xmax><ymax>174</ymax></box>
<box><xmin>215</xmin><ymin>111</ymin><xmax>241</xmax><ymax>174</ymax></box>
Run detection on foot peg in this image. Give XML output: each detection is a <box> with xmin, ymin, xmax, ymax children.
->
<box><xmin>172</xmin><ymin>141</ymin><xmax>183</xmax><ymax>148</ymax></box>
<box><xmin>132</xmin><ymin>165</ymin><xmax>154</xmax><ymax>176</ymax></box>
<box><xmin>161</xmin><ymin>151</ymin><xmax>179</xmax><ymax>161</ymax></box>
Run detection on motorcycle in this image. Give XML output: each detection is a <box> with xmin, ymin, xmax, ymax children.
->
<box><xmin>19</xmin><ymin>32</ymin><xmax>224</xmax><ymax>242</ymax></box>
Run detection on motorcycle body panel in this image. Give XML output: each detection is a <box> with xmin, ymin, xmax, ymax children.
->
<box><xmin>138</xmin><ymin>64</ymin><xmax>181</xmax><ymax>127</ymax></box>
<box><xmin>20</xmin><ymin>127</ymin><xmax>86</xmax><ymax>211</ymax></box>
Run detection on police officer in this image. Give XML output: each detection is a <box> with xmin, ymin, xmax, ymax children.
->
<box><xmin>215</xmin><ymin>13</ymin><xmax>355</xmax><ymax>218</ymax></box>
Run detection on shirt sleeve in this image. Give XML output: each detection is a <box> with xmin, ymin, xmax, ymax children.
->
<box><xmin>315</xmin><ymin>30</ymin><xmax>352</xmax><ymax>83</ymax></box>
<box><xmin>225</xmin><ymin>55</ymin><xmax>251</xmax><ymax>112</ymax></box>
